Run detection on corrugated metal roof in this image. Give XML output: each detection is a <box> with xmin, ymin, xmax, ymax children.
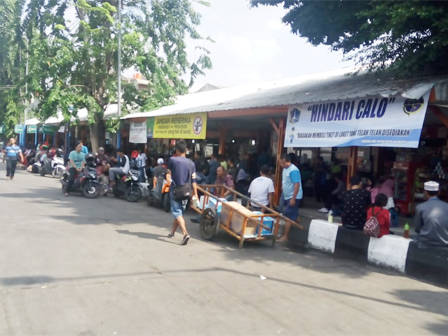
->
<box><xmin>123</xmin><ymin>67</ymin><xmax>448</xmax><ymax>120</ymax></box>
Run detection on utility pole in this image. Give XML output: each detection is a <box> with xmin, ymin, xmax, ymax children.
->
<box><xmin>22</xmin><ymin>37</ymin><xmax>29</xmax><ymax>147</ymax></box>
<box><xmin>25</xmin><ymin>38</ymin><xmax>29</xmax><ymax>124</ymax></box>
<box><xmin>117</xmin><ymin>0</ymin><xmax>122</xmax><ymax>149</ymax></box>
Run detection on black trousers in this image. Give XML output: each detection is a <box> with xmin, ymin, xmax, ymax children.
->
<box><xmin>236</xmin><ymin>180</ymin><xmax>250</xmax><ymax>206</ymax></box>
<box><xmin>6</xmin><ymin>159</ymin><xmax>17</xmax><ymax>178</ymax></box>
<box><xmin>325</xmin><ymin>193</ymin><xmax>341</xmax><ymax>210</ymax></box>
<box><xmin>66</xmin><ymin>167</ymin><xmax>77</xmax><ymax>192</ymax></box>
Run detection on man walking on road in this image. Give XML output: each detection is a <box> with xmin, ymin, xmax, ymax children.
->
<box><xmin>65</xmin><ymin>141</ymin><xmax>86</xmax><ymax>196</ymax></box>
<box><xmin>277</xmin><ymin>153</ymin><xmax>303</xmax><ymax>243</ymax></box>
<box><xmin>2</xmin><ymin>138</ymin><xmax>23</xmax><ymax>181</ymax></box>
<box><xmin>168</xmin><ymin>139</ymin><xmax>198</xmax><ymax>245</ymax></box>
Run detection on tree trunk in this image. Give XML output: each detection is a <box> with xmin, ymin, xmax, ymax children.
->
<box><xmin>89</xmin><ymin>113</ymin><xmax>105</xmax><ymax>152</ymax></box>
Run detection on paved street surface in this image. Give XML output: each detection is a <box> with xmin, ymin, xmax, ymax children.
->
<box><xmin>0</xmin><ymin>163</ymin><xmax>447</xmax><ymax>336</ymax></box>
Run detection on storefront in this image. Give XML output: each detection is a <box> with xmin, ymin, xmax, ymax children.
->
<box><xmin>122</xmin><ymin>69</ymin><xmax>448</xmax><ymax>208</ymax></box>
<box><xmin>283</xmin><ymin>87</ymin><xmax>448</xmax><ymax>215</ymax></box>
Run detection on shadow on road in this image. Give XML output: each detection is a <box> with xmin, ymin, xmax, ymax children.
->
<box><xmin>0</xmin><ymin>169</ymin><xmax>425</xmax><ymax>284</ymax></box>
<box><xmin>0</xmin><ymin>267</ymin><xmax>444</xmax><ymax>320</ymax></box>
<box><xmin>392</xmin><ymin>289</ymin><xmax>448</xmax><ymax>335</ymax></box>
<box><xmin>116</xmin><ymin>229</ymin><xmax>179</xmax><ymax>245</ymax></box>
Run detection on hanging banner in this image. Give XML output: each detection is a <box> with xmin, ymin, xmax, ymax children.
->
<box><xmin>0</xmin><ymin>126</ymin><xmax>4</xmax><ymax>134</ymax></box>
<box><xmin>285</xmin><ymin>91</ymin><xmax>431</xmax><ymax>148</ymax></box>
<box><xmin>27</xmin><ymin>125</ymin><xmax>37</xmax><ymax>134</ymax></box>
<box><xmin>129</xmin><ymin>121</ymin><xmax>147</xmax><ymax>143</ymax></box>
<box><xmin>146</xmin><ymin>117</ymin><xmax>154</xmax><ymax>138</ymax></box>
<box><xmin>14</xmin><ymin>125</ymin><xmax>24</xmax><ymax>134</ymax></box>
<box><xmin>151</xmin><ymin>112</ymin><xmax>207</xmax><ymax>139</ymax></box>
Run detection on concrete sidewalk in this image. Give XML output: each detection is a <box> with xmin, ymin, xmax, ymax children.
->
<box><xmin>299</xmin><ymin>198</ymin><xmax>413</xmax><ymax>236</ymax></box>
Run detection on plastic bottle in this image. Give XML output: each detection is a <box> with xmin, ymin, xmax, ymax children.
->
<box><xmin>404</xmin><ymin>223</ymin><xmax>410</xmax><ymax>239</ymax></box>
<box><xmin>192</xmin><ymin>196</ymin><xmax>199</xmax><ymax>208</ymax></box>
<box><xmin>328</xmin><ymin>210</ymin><xmax>333</xmax><ymax>223</ymax></box>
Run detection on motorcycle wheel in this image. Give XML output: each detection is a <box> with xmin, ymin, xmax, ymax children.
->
<box><xmin>163</xmin><ymin>193</ymin><xmax>171</xmax><ymax>212</ymax></box>
<box><xmin>113</xmin><ymin>186</ymin><xmax>120</xmax><ymax>198</ymax></box>
<box><xmin>52</xmin><ymin>167</ymin><xmax>65</xmax><ymax>179</ymax></box>
<box><xmin>147</xmin><ymin>193</ymin><xmax>155</xmax><ymax>206</ymax></box>
<box><xmin>82</xmin><ymin>181</ymin><xmax>101</xmax><ymax>199</ymax></box>
<box><xmin>39</xmin><ymin>168</ymin><xmax>46</xmax><ymax>177</ymax></box>
<box><xmin>125</xmin><ymin>184</ymin><xmax>142</xmax><ymax>202</ymax></box>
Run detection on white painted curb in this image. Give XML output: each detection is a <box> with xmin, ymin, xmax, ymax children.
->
<box><xmin>368</xmin><ymin>235</ymin><xmax>411</xmax><ymax>273</ymax></box>
<box><xmin>308</xmin><ymin>219</ymin><xmax>340</xmax><ymax>254</ymax></box>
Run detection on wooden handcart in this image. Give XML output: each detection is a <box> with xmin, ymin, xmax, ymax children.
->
<box><xmin>192</xmin><ymin>185</ymin><xmax>303</xmax><ymax>248</ymax></box>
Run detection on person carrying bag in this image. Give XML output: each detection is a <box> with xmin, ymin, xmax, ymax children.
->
<box><xmin>365</xmin><ymin>193</ymin><xmax>391</xmax><ymax>238</ymax></box>
<box><xmin>167</xmin><ymin>140</ymin><xmax>198</xmax><ymax>245</ymax></box>
<box><xmin>172</xmin><ymin>166</ymin><xmax>193</xmax><ymax>202</ymax></box>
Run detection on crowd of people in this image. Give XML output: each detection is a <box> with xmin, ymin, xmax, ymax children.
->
<box><xmin>3</xmin><ymin>137</ymin><xmax>447</xmax><ymax>248</ymax></box>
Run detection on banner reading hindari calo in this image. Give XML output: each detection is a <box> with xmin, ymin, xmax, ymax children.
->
<box><xmin>285</xmin><ymin>91</ymin><xmax>431</xmax><ymax>148</ymax></box>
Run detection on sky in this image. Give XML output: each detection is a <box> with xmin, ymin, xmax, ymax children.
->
<box><xmin>64</xmin><ymin>0</ymin><xmax>353</xmax><ymax>91</ymax></box>
<box><xmin>186</xmin><ymin>0</ymin><xmax>355</xmax><ymax>91</ymax></box>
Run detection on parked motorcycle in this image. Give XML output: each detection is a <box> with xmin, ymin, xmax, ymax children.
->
<box><xmin>51</xmin><ymin>156</ymin><xmax>66</xmax><ymax>178</ymax></box>
<box><xmin>147</xmin><ymin>170</ymin><xmax>171</xmax><ymax>212</ymax></box>
<box><xmin>112</xmin><ymin>169</ymin><xmax>142</xmax><ymax>202</ymax></box>
<box><xmin>39</xmin><ymin>149</ymin><xmax>66</xmax><ymax>178</ymax></box>
<box><xmin>60</xmin><ymin>166</ymin><xmax>101</xmax><ymax>198</ymax></box>
<box><xmin>39</xmin><ymin>157</ymin><xmax>52</xmax><ymax>176</ymax></box>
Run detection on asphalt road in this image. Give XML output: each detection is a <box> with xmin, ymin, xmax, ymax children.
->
<box><xmin>0</xmin><ymin>163</ymin><xmax>447</xmax><ymax>336</ymax></box>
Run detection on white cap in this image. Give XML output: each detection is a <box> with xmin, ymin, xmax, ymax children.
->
<box><xmin>424</xmin><ymin>181</ymin><xmax>439</xmax><ymax>191</ymax></box>
<box><xmin>157</xmin><ymin>158</ymin><xmax>164</xmax><ymax>165</ymax></box>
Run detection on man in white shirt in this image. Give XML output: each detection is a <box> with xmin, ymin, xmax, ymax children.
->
<box><xmin>137</xmin><ymin>148</ymin><xmax>147</xmax><ymax>182</ymax></box>
<box><xmin>248</xmin><ymin>165</ymin><xmax>275</xmax><ymax>209</ymax></box>
<box><xmin>109</xmin><ymin>148</ymin><xmax>130</xmax><ymax>187</ymax></box>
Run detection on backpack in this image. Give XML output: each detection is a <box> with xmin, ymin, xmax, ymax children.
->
<box><xmin>364</xmin><ymin>207</ymin><xmax>381</xmax><ymax>238</ymax></box>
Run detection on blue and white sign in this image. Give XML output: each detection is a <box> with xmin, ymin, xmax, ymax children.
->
<box><xmin>285</xmin><ymin>91</ymin><xmax>431</xmax><ymax>148</ymax></box>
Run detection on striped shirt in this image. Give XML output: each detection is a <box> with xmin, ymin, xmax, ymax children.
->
<box><xmin>4</xmin><ymin>145</ymin><xmax>21</xmax><ymax>160</ymax></box>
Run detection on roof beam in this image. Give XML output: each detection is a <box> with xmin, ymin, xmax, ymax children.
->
<box><xmin>430</xmin><ymin>106</ymin><xmax>448</xmax><ymax>129</ymax></box>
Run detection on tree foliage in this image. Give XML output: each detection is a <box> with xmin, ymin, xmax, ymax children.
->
<box><xmin>0</xmin><ymin>0</ymin><xmax>26</xmax><ymax>138</ymax></box>
<box><xmin>4</xmin><ymin>0</ymin><xmax>212</xmax><ymax>149</ymax></box>
<box><xmin>251</xmin><ymin>0</ymin><xmax>448</xmax><ymax>76</ymax></box>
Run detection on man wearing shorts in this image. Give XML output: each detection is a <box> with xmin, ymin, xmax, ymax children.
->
<box><xmin>167</xmin><ymin>140</ymin><xmax>198</xmax><ymax>245</ymax></box>
<box><xmin>277</xmin><ymin>153</ymin><xmax>302</xmax><ymax>242</ymax></box>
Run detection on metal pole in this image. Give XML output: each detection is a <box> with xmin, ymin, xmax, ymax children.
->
<box><xmin>23</xmin><ymin>37</ymin><xmax>29</xmax><ymax>147</ymax></box>
<box><xmin>117</xmin><ymin>0</ymin><xmax>122</xmax><ymax>149</ymax></box>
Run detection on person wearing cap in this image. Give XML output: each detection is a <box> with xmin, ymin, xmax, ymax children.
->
<box><xmin>414</xmin><ymin>181</ymin><xmax>448</xmax><ymax>248</ymax></box>
<box><xmin>152</xmin><ymin>158</ymin><xmax>166</xmax><ymax>178</ymax></box>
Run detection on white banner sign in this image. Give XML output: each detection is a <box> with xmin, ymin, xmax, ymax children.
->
<box><xmin>129</xmin><ymin>121</ymin><xmax>147</xmax><ymax>144</ymax></box>
<box><xmin>285</xmin><ymin>91</ymin><xmax>431</xmax><ymax>148</ymax></box>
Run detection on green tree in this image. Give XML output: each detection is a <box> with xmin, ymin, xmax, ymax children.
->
<box><xmin>251</xmin><ymin>0</ymin><xmax>448</xmax><ymax>76</ymax></box>
<box><xmin>0</xmin><ymin>0</ymin><xmax>26</xmax><ymax>138</ymax></box>
<box><xmin>23</xmin><ymin>0</ymin><xmax>212</xmax><ymax>150</ymax></box>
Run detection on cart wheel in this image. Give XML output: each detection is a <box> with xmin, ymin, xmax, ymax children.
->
<box><xmin>200</xmin><ymin>208</ymin><xmax>219</xmax><ymax>241</ymax></box>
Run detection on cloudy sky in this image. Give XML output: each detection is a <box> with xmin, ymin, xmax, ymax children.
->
<box><xmin>187</xmin><ymin>0</ymin><xmax>354</xmax><ymax>90</ymax></box>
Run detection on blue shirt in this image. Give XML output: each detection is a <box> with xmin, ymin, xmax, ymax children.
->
<box><xmin>69</xmin><ymin>150</ymin><xmax>86</xmax><ymax>169</ymax></box>
<box><xmin>5</xmin><ymin>145</ymin><xmax>21</xmax><ymax>159</ymax></box>
<box><xmin>137</xmin><ymin>154</ymin><xmax>146</xmax><ymax>168</ymax></box>
<box><xmin>168</xmin><ymin>156</ymin><xmax>196</xmax><ymax>186</ymax></box>
<box><xmin>282</xmin><ymin>164</ymin><xmax>303</xmax><ymax>200</ymax></box>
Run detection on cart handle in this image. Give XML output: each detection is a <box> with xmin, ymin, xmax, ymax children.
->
<box><xmin>195</xmin><ymin>185</ymin><xmax>303</xmax><ymax>230</ymax></box>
